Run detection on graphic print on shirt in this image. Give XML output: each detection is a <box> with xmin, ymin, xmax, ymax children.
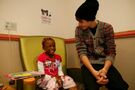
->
<box><xmin>44</xmin><ymin>59</ymin><xmax>60</xmax><ymax>76</ymax></box>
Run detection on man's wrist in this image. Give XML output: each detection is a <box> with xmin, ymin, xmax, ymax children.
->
<box><xmin>102</xmin><ymin>68</ymin><xmax>108</xmax><ymax>74</ymax></box>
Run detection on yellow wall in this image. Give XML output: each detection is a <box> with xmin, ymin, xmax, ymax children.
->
<box><xmin>0</xmin><ymin>40</ymin><xmax>23</xmax><ymax>84</ymax></box>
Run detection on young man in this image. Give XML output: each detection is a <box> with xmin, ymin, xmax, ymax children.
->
<box><xmin>75</xmin><ymin>0</ymin><xmax>129</xmax><ymax>90</ymax></box>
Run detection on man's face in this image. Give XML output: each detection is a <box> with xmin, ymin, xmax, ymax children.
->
<box><xmin>77</xmin><ymin>19</ymin><xmax>93</xmax><ymax>30</ymax></box>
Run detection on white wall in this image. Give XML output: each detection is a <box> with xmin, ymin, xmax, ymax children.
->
<box><xmin>0</xmin><ymin>0</ymin><xmax>71</xmax><ymax>38</ymax></box>
<box><xmin>97</xmin><ymin>0</ymin><xmax>135</xmax><ymax>32</ymax></box>
<box><xmin>68</xmin><ymin>0</ymin><xmax>135</xmax><ymax>38</ymax></box>
<box><xmin>0</xmin><ymin>0</ymin><xmax>135</xmax><ymax>38</ymax></box>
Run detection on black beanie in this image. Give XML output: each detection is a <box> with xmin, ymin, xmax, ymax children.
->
<box><xmin>75</xmin><ymin>0</ymin><xmax>99</xmax><ymax>21</ymax></box>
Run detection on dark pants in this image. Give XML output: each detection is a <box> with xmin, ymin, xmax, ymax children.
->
<box><xmin>81</xmin><ymin>64</ymin><xmax>129</xmax><ymax>90</ymax></box>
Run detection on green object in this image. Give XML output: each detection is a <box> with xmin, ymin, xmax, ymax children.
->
<box><xmin>19</xmin><ymin>36</ymin><xmax>67</xmax><ymax>90</ymax></box>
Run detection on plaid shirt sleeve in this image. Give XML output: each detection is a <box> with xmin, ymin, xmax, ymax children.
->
<box><xmin>104</xmin><ymin>23</ymin><xmax>116</xmax><ymax>63</ymax></box>
<box><xmin>75</xmin><ymin>27</ymin><xmax>87</xmax><ymax>58</ymax></box>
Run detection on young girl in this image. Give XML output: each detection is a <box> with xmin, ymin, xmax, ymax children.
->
<box><xmin>37</xmin><ymin>37</ymin><xmax>77</xmax><ymax>90</ymax></box>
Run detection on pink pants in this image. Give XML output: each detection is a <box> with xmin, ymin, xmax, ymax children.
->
<box><xmin>37</xmin><ymin>75</ymin><xmax>76</xmax><ymax>90</ymax></box>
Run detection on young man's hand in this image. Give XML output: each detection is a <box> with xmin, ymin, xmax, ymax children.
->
<box><xmin>91</xmin><ymin>69</ymin><xmax>101</xmax><ymax>80</ymax></box>
<box><xmin>96</xmin><ymin>69</ymin><xmax>109</xmax><ymax>85</ymax></box>
<box><xmin>91</xmin><ymin>69</ymin><xmax>109</xmax><ymax>85</ymax></box>
<box><xmin>99</xmin><ymin>69</ymin><xmax>107</xmax><ymax>78</ymax></box>
<box><xmin>96</xmin><ymin>76</ymin><xmax>109</xmax><ymax>85</ymax></box>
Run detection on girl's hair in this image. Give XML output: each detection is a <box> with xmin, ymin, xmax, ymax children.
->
<box><xmin>42</xmin><ymin>37</ymin><xmax>55</xmax><ymax>49</ymax></box>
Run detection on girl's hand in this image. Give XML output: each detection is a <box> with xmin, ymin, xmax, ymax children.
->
<box><xmin>55</xmin><ymin>76</ymin><xmax>63</xmax><ymax>88</ymax></box>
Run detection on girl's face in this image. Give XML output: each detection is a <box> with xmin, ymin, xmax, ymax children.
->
<box><xmin>44</xmin><ymin>40</ymin><xmax>56</xmax><ymax>56</ymax></box>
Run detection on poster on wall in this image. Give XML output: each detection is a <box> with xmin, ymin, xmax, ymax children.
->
<box><xmin>41</xmin><ymin>9</ymin><xmax>52</xmax><ymax>24</ymax></box>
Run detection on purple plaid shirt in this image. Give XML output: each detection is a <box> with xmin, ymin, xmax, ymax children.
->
<box><xmin>75</xmin><ymin>20</ymin><xmax>116</xmax><ymax>64</ymax></box>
